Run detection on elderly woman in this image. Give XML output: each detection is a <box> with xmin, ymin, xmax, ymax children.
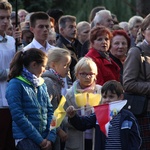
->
<box><xmin>128</xmin><ymin>15</ymin><xmax>143</xmax><ymax>47</ymax></box>
<box><xmin>85</xmin><ymin>25</ymin><xmax>120</xmax><ymax>85</ymax></box>
<box><xmin>123</xmin><ymin>14</ymin><xmax>150</xmax><ymax>149</ymax></box>
<box><xmin>109</xmin><ymin>30</ymin><xmax>130</xmax><ymax>83</ymax></box>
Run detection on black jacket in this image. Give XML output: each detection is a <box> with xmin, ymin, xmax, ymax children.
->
<box><xmin>69</xmin><ymin>109</ymin><xmax>142</xmax><ymax>150</ymax></box>
<box><xmin>56</xmin><ymin>35</ymin><xmax>81</xmax><ymax>81</ymax></box>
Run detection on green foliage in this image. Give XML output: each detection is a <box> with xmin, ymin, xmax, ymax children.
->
<box><xmin>9</xmin><ymin>0</ymin><xmax>137</xmax><ymax>22</ymax></box>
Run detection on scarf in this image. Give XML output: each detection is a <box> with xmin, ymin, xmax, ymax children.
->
<box><xmin>99</xmin><ymin>51</ymin><xmax>111</xmax><ymax>61</ymax></box>
<box><xmin>49</xmin><ymin>68</ymin><xmax>65</xmax><ymax>87</ymax></box>
<box><xmin>73</xmin><ymin>80</ymin><xmax>96</xmax><ymax>94</ymax></box>
<box><xmin>22</xmin><ymin>67</ymin><xmax>40</xmax><ymax>87</ymax></box>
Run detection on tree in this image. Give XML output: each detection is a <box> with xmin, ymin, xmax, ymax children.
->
<box><xmin>136</xmin><ymin>0</ymin><xmax>150</xmax><ymax>18</ymax></box>
<box><xmin>9</xmin><ymin>0</ymin><xmax>139</xmax><ymax>23</ymax></box>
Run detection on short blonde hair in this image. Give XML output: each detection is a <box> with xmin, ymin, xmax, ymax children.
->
<box><xmin>47</xmin><ymin>48</ymin><xmax>71</xmax><ymax>68</ymax></box>
<box><xmin>75</xmin><ymin>57</ymin><xmax>98</xmax><ymax>76</ymax></box>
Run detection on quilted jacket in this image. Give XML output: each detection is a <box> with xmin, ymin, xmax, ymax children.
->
<box><xmin>6</xmin><ymin>76</ymin><xmax>56</xmax><ymax>145</ymax></box>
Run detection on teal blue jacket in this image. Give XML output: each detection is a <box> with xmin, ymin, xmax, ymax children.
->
<box><xmin>6</xmin><ymin>76</ymin><xmax>56</xmax><ymax>145</ymax></box>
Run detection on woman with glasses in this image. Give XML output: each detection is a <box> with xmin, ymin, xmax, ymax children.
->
<box><xmin>64</xmin><ymin>57</ymin><xmax>102</xmax><ymax>150</ymax></box>
<box><xmin>123</xmin><ymin>14</ymin><xmax>150</xmax><ymax>149</ymax></box>
<box><xmin>85</xmin><ymin>25</ymin><xmax>120</xmax><ymax>85</ymax></box>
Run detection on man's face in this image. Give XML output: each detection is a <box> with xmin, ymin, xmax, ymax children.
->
<box><xmin>99</xmin><ymin>14</ymin><xmax>114</xmax><ymax>29</ymax></box>
<box><xmin>18</xmin><ymin>11</ymin><xmax>27</xmax><ymax>23</ymax></box>
<box><xmin>30</xmin><ymin>19</ymin><xmax>50</xmax><ymax>43</ymax></box>
<box><xmin>0</xmin><ymin>9</ymin><xmax>11</xmax><ymax>35</ymax></box>
<box><xmin>130</xmin><ymin>22</ymin><xmax>142</xmax><ymax>38</ymax></box>
<box><xmin>61</xmin><ymin>21</ymin><xmax>77</xmax><ymax>41</ymax></box>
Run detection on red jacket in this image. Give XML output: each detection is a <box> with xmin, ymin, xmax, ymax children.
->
<box><xmin>85</xmin><ymin>48</ymin><xmax>120</xmax><ymax>85</ymax></box>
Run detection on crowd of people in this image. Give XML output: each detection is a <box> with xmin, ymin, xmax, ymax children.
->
<box><xmin>1</xmin><ymin>0</ymin><xmax>150</xmax><ymax>150</ymax></box>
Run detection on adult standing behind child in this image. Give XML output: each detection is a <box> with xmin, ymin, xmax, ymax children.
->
<box><xmin>66</xmin><ymin>80</ymin><xmax>141</xmax><ymax>150</ymax></box>
<box><xmin>123</xmin><ymin>14</ymin><xmax>150</xmax><ymax>149</ymax></box>
<box><xmin>5</xmin><ymin>48</ymin><xmax>56</xmax><ymax>150</ymax></box>
<box><xmin>0</xmin><ymin>1</ymin><xmax>16</xmax><ymax>149</ymax></box>
<box><xmin>24</xmin><ymin>12</ymin><xmax>55</xmax><ymax>53</ymax></box>
<box><xmin>64</xmin><ymin>57</ymin><xmax>102</xmax><ymax>150</ymax></box>
<box><xmin>56</xmin><ymin>15</ymin><xmax>81</xmax><ymax>81</ymax></box>
<box><xmin>42</xmin><ymin>48</ymin><xmax>71</xmax><ymax>150</ymax></box>
<box><xmin>85</xmin><ymin>25</ymin><xmax>120</xmax><ymax>85</ymax></box>
<box><xmin>76</xmin><ymin>21</ymin><xmax>91</xmax><ymax>58</ymax></box>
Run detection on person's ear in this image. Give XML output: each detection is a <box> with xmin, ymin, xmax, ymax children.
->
<box><xmin>30</xmin><ymin>26</ymin><xmax>34</xmax><ymax>34</ymax></box>
<box><xmin>142</xmin><ymin>31</ymin><xmax>145</xmax><ymax>37</ymax></box>
<box><xmin>30</xmin><ymin>61</ymin><xmax>37</xmax><ymax>68</ymax></box>
<box><xmin>94</xmin><ymin>75</ymin><xmax>97</xmax><ymax>82</ymax></box>
<box><xmin>50</xmin><ymin>61</ymin><xmax>56</xmax><ymax>69</ymax></box>
<box><xmin>60</xmin><ymin>27</ymin><xmax>64</xmax><ymax>34</ymax></box>
<box><xmin>75</xmin><ymin>73</ymin><xmax>79</xmax><ymax>80</ymax></box>
<box><xmin>90</xmin><ymin>42</ymin><xmax>94</xmax><ymax>47</ymax></box>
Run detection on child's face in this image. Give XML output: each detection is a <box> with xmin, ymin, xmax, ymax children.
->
<box><xmin>29</xmin><ymin>57</ymin><xmax>48</xmax><ymax>78</ymax></box>
<box><xmin>76</xmin><ymin>66</ymin><xmax>96</xmax><ymax>88</ymax></box>
<box><xmin>101</xmin><ymin>90</ymin><xmax>123</xmax><ymax>104</ymax></box>
<box><xmin>53</xmin><ymin>55</ymin><xmax>71</xmax><ymax>78</ymax></box>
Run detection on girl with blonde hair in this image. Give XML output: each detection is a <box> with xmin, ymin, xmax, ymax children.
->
<box><xmin>64</xmin><ymin>57</ymin><xmax>102</xmax><ymax>150</ymax></box>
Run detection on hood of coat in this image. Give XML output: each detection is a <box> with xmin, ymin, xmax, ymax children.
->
<box><xmin>42</xmin><ymin>70</ymin><xmax>62</xmax><ymax>86</ymax></box>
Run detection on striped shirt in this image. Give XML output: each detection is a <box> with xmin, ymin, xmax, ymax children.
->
<box><xmin>105</xmin><ymin>113</ymin><xmax>122</xmax><ymax>150</ymax></box>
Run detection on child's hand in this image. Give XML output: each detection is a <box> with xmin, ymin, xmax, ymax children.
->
<box><xmin>58</xmin><ymin>129</ymin><xmax>68</xmax><ymax>142</ymax></box>
<box><xmin>41</xmin><ymin>139</ymin><xmax>52</xmax><ymax>150</ymax></box>
<box><xmin>66</xmin><ymin>106</ymin><xmax>76</xmax><ymax>118</ymax></box>
<box><xmin>40</xmin><ymin>139</ymin><xmax>47</xmax><ymax>148</ymax></box>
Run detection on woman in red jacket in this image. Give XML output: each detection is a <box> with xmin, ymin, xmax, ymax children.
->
<box><xmin>85</xmin><ymin>25</ymin><xmax>120</xmax><ymax>85</ymax></box>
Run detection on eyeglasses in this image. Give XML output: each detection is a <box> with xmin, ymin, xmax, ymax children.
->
<box><xmin>79</xmin><ymin>72</ymin><xmax>95</xmax><ymax>78</ymax></box>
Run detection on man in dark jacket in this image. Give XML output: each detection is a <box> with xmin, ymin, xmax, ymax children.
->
<box><xmin>56</xmin><ymin>15</ymin><xmax>82</xmax><ymax>82</ymax></box>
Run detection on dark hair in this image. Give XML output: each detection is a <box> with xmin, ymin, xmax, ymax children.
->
<box><xmin>30</xmin><ymin>11</ymin><xmax>49</xmax><ymax>27</ymax></box>
<box><xmin>111</xmin><ymin>13</ymin><xmax>119</xmax><ymax>24</ymax></box>
<box><xmin>112</xmin><ymin>30</ymin><xmax>130</xmax><ymax>48</ymax></box>
<box><xmin>10</xmin><ymin>11</ymin><xmax>16</xmax><ymax>19</ymax></box>
<box><xmin>58</xmin><ymin>15</ymin><xmax>76</xmax><ymax>28</ymax></box>
<box><xmin>90</xmin><ymin>25</ymin><xmax>112</xmax><ymax>43</ymax></box>
<box><xmin>8</xmin><ymin>48</ymin><xmax>47</xmax><ymax>81</ymax></box>
<box><xmin>89</xmin><ymin>6</ymin><xmax>106</xmax><ymax>22</ymax></box>
<box><xmin>101</xmin><ymin>80</ymin><xmax>123</xmax><ymax>97</ymax></box>
<box><xmin>46</xmin><ymin>9</ymin><xmax>64</xmax><ymax>23</ymax></box>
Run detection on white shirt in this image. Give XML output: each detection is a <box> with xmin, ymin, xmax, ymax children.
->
<box><xmin>23</xmin><ymin>38</ymin><xmax>55</xmax><ymax>53</ymax></box>
<box><xmin>0</xmin><ymin>35</ymin><xmax>16</xmax><ymax>107</ymax></box>
<box><xmin>61</xmin><ymin>77</ymin><xmax>68</xmax><ymax>96</ymax></box>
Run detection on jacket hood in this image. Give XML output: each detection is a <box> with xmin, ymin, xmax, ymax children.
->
<box><xmin>42</xmin><ymin>70</ymin><xmax>62</xmax><ymax>86</ymax></box>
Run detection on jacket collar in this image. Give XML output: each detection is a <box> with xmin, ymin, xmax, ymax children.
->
<box><xmin>16</xmin><ymin>75</ymin><xmax>44</xmax><ymax>86</ymax></box>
